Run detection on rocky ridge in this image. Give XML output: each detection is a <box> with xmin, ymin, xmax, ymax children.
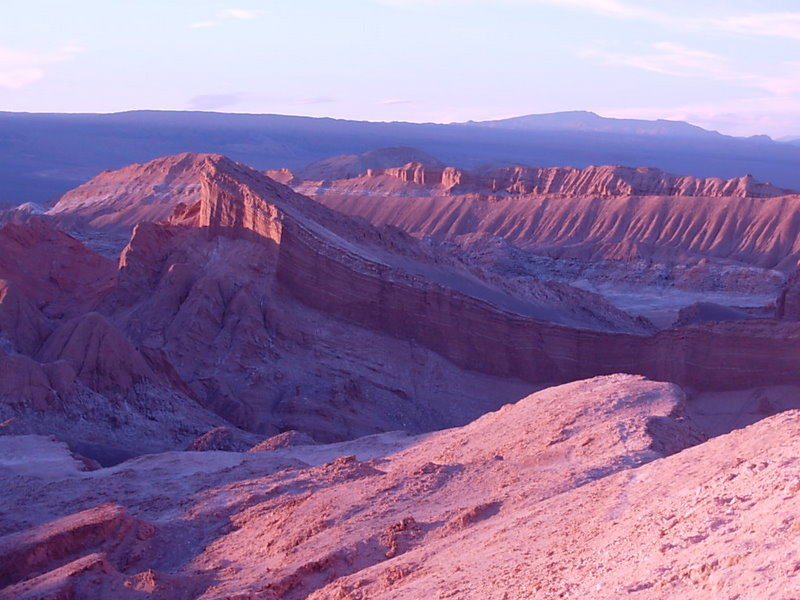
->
<box><xmin>4</xmin><ymin>153</ymin><xmax>800</xmax><ymax>464</ymax></box>
<box><xmin>1</xmin><ymin>376</ymin><xmax>798</xmax><ymax>599</ymax></box>
<box><xmin>373</xmin><ymin>162</ymin><xmax>792</xmax><ymax>198</ymax></box>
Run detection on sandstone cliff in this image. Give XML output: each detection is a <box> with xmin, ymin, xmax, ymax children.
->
<box><xmin>368</xmin><ymin>162</ymin><xmax>795</xmax><ymax>198</ymax></box>
<box><xmin>157</xmin><ymin>154</ymin><xmax>800</xmax><ymax>392</ymax></box>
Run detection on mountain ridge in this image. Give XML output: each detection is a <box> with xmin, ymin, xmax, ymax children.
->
<box><xmin>5</xmin><ymin>109</ymin><xmax>800</xmax><ymax>206</ymax></box>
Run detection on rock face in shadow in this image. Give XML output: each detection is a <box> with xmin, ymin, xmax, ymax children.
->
<box><xmin>0</xmin><ymin>280</ymin><xmax>50</xmax><ymax>355</ymax></box>
<box><xmin>0</xmin><ymin>218</ymin><xmax>116</xmax><ymax>317</ymax></box>
<box><xmin>39</xmin><ymin>313</ymin><xmax>155</xmax><ymax>394</ymax></box>
<box><xmin>0</xmin><ymin>354</ymin><xmax>72</xmax><ymax>411</ymax></box>
<box><xmin>777</xmin><ymin>265</ymin><xmax>800</xmax><ymax>320</ymax></box>
<box><xmin>0</xmin><ymin>218</ymin><xmax>235</xmax><ymax>463</ymax></box>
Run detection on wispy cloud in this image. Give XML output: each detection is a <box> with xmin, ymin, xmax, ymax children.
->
<box><xmin>220</xmin><ymin>8</ymin><xmax>265</xmax><ymax>20</ymax></box>
<box><xmin>190</xmin><ymin>8</ymin><xmax>266</xmax><ymax>29</ymax></box>
<box><xmin>379</xmin><ymin>99</ymin><xmax>414</xmax><ymax>105</ymax></box>
<box><xmin>543</xmin><ymin>1</ymin><xmax>800</xmax><ymax>41</ymax></box>
<box><xmin>711</xmin><ymin>12</ymin><xmax>800</xmax><ymax>41</ymax></box>
<box><xmin>527</xmin><ymin>0</ymin><xmax>666</xmax><ymax>21</ymax></box>
<box><xmin>372</xmin><ymin>0</ymin><xmax>800</xmax><ymax>41</ymax></box>
<box><xmin>581</xmin><ymin>43</ymin><xmax>729</xmax><ymax>79</ymax></box>
<box><xmin>582</xmin><ymin>40</ymin><xmax>800</xmax><ymax>98</ymax></box>
<box><xmin>186</xmin><ymin>93</ymin><xmax>337</xmax><ymax>111</ymax></box>
<box><xmin>0</xmin><ymin>45</ymin><xmax>82</xmax><ymax>89</ymax></box>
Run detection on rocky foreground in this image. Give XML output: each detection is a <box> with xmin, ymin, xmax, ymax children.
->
<box><xmin>3</xmin><ymin>375</ymin><xmax>799</xmax><ymax>599</ymax></box>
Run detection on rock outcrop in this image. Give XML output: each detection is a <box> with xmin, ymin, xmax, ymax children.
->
<box><xmin>47</xmin><ymin>152</ymin><xmax>205</xmax><ymax>231</ymax></box>
<box><xmin>38</xmin><ymin>312</ymin><xmax>155</xmax><ymax>394</ymax></box>
<box><xmin>0</xmin><ymin>280</ymin><xmax>50</xmax><ymax>355</ymax></box>
<box><xmin>362</xmin><ymin>162</ymin><xmax>795</xmax><ymax>198</ymax></box>
<box><xmin>295</xmin><ymin>147</ymin><xmax>444</xmax><ymax>181</ymax></box>
<box><xmin>0</xmin><ymin>503</ymin><xmax>155</xmax><ymax>589</ymax></box>
<box><xmin>299</xmin><ymin>160</ymin><xmax>800</xmax><ymax>269</ymax></box>
<box><xmin>186</xmin><ymin>425</ymin><xmax>258</xmax><ymax>452</ymax></box>
<box><xmin>0</xmin><ymin>354</ymin><xmax>72</xmax><ymax>411</ymax></box>
<box><xmin>0</xmin><ymin>218</ymin><xmax>116</xmax><ymax>317</ymax></box>
<box><xmin>3</xmin><ymin>376</ymin><xmax>798</xmax><ymax>599</ymax></box>
<box><xmin>777</xmin><ymin>264</ymin><xmax>800</xmax><ymax>320</ymax></box>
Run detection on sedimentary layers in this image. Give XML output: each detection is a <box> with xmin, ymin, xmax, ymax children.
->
<box><xmin>183</xmin><ymin>155</ymin><xmax>800</xmax><ymax>391</ymax></box>
<box><xmin>298</xmin><ymin>161</ymin><xmax>800</xmax><ymax>269</ymax></box>
<box><xmin>373</xmin><ymin>162</ymin><xmax>793</xmax><ymax>198</ymax></box>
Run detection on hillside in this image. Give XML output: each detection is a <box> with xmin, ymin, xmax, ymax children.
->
<box><xmin>2</xmin><ymin>376</ymin><xmax>799</xmax><ymax>598</ymax></box>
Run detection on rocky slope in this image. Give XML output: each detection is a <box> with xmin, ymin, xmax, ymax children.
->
<box><xmin>0</xmin><ymin>217</ymin><xmax>247</xmax><ymax>464</ymax></box>
<box><xmin>46</xmin><ymin>152</ymin><xmax>205</xmax><ymax>232</ymax></box>
<box><xmin>296</xmin><ymin>160</ymin><xmax>800</xmax><ymax>268</ymax></box>
<box><xmin>1</xmin><ymin>375</ymin><xmax>798</xmax><ymax>599</ymax></box>
<box><xmin>287</xmin><ymin>154</ymin><xmax>796</xmax><ymax>327</ymax></box>
<box><xmin>373</xmin><ymin>162</ymin><xmax>793</xmax><ymax>198</ymax></box>
<box><xmin>99</xmin><ymin>154</ymin><xmax>800</xmax><ymax>393</ymax></box>
<box><xmin>5</xmin><ymin>152</ymin><xmax>800</xmax><ymax>464</ymax></box>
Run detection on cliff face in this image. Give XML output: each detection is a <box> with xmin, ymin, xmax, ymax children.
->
<box><xmin>370</xmin><ymin>162</ymin><xmax>795</xmax><ymax>198</ymax></box>
<box><xmin>298</xmin><ymin>161</ymin><xmax>800</xmax><ymax>269</ymax></box>
<box><xmin>8</xmin><ymin>152</ymin><xmax>800</xmax><ymax>457</ymax></box>
<box><xmin>170</xmin><ymin>155</ymin><xmax>800</xmax><ymax>392</ymax></box>
<box><xmin>275</xmin><ymin>220</ymin><xmax>800</xmax><ymax>390</ymax></box>
<box><xmin>310</xmin><ymin>190</ymin><xmax>800</xmax><ymax>269</ymax></box>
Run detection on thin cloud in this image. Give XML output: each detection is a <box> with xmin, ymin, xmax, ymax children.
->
<box><xmin>549</xmin><ymin>1</ymin><xmax>800</xmax><ymax>41</ymax></box>
<box><xmin>220</xmin><ymin>8</ymin><xmax>265</xmax><ymax>20</ymax></box>
<box><xmin>581</xmin><ymin>43</ymin><xmax>729</xmax><ymax>79</ymax></box>
<box><xmin>191</xmin><ymin>8</ymin><xmax>265</xmax><ymax>29</ymax></box>
<box><xmin>582</xmin><ymin>41</ymin><xmax>800</xmax><ymax>98</ymax></box>
<box><xmin>0</xmin><ymin>45</ymin><xmax>82</xmax><ymax>89</ymax></box>
<box><xmin>374</xmin><ymin>0</ymin><xmax>800</xmax><ymax>41</ymax></box>
<box><xmin>711</xmin><ymin>12</ymin><xmax>800</xmax><ymax>41</ymax></box>
<box><xmin>379</xmin><ymin>99</ymin><xmax>414</xmax><ymax>105</ymax></box>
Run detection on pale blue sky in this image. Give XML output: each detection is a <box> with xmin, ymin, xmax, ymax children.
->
<box><xmin>2</xmin><ymin>0</ymin><xmax>800</xmax><ymax>137</ymax></box>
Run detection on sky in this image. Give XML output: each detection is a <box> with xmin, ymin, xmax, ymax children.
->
<box><xmin>2</xmin><ymin>0</ymin><xmax>800</xmax><ymax>138</ymax></box>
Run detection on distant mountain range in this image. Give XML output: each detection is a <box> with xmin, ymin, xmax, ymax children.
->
<box><xmin>463</xmin><ymin>110</ymin><xmax>720</xmax><ymax>137</ymax></box>
<box><xmin>2</xmin><ymin>109</ymin><xmax>800</xmax><ymax>206</ymax></box>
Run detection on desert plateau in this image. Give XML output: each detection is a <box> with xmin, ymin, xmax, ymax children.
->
<box><xmin>4</xmin><ymin>1</ymin><xmax>800</xmax><ymax>597</ymax></box>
